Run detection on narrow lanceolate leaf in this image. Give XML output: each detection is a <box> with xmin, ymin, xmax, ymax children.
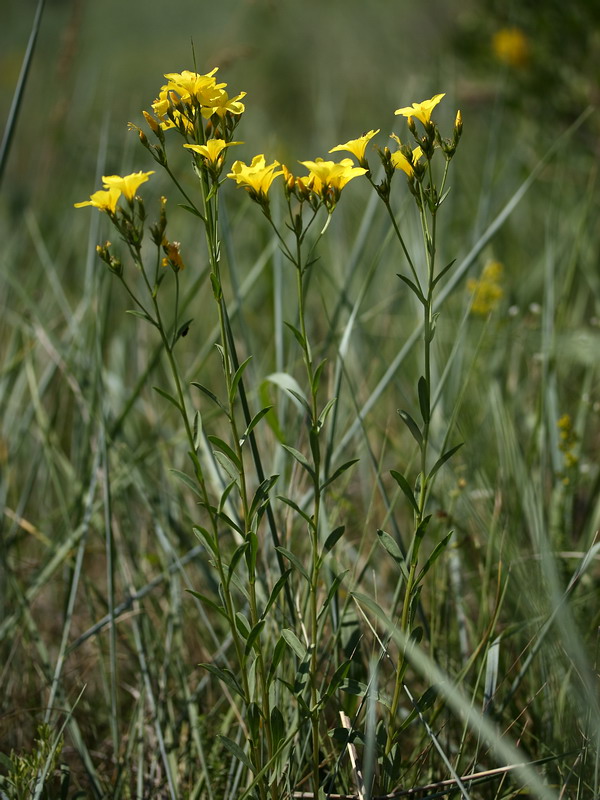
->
<box><xmin>229</xmin><ymin>355</ymin><xmax>253</xmax><ymax>407</ymax></box>
<box><xmin>284</xmin><ymin>320</ymin><xmax>307</xmax><ymax>351</ymax></box>
<box><xmin>397</xmin><ymin>272</ymin><xmax>426</xmax><ymax>305</ymax></box>
<box><xmin>417</xmin><ymin>531</ymin><xmax>453</xmax><ymax>584</ymax></box>
<box><xmin>217</xmin><ymin>735</ymin><xmax>255</xmax><ymax>774</ymax></box>
<box><xmin>262</xmin><ymin>569</ymin><xmax>292</xmax><ymax>618</ymax></box>
<box><xmin>376</xmin><ymin>529</ymin><xmax>405</xmax><ymax>565</ymax></box>
<box><xmin>275</xmin><ymin>546</ymin><xmax>311</xmax><ymax>583</ymax></box>
<box><xmin>190</xmin><ymin>381</ymin><xmax>227</xmax><ymax>412</ymax></box>
<box><xmin>323</xmin><ymin>659</ymin><xmax>352</xmax><ymax>701</ymax></box>
<box><xmin>317</xmin><ymin>397</ymin><xmax>337</xmax><ymax>429</ymax></box>
<box><xmin>432</xmin><ymin>258</ymin><xmax>456</xmax><ymax>289</ymax></box>
<box><xmin>178</xmin><ymin>203</ymin><xmax>205</xmax><ymax>220</ymax></box>
<box><xmin>281</xmin><ymin>628</ymin><xmax>306</xmax><ymax>660</ymax></box>
<box><xmin>323</xmin><ymin>526</ymin><xmax>346</xmax><ymax>554</ymax></box>
<box><xmin>320</xmin><ymin>459</ymin><xmax>359</xmax><ymax>492</ymax></box>
<box><xmin>249</xmin><ymin>474</ymin><xmax>279</xmax><ymax>521</ymax></box>
<box><xmin>227</xmin><ymin>541</ymin><xmax>249</xmax><ymax>587</ymax></box>
<box><xmin>318</xmin><ymin>570</ymin><xmax>348</xmax><ymax>622</ymax></box>
<box><xmin>244</xmin><ymin>620</ymin><xmax>265</xmax><ymax>656</ymax></box>
<box><xmin>267</xmin><ymin>636</ymin><xmax>287</xmax><ymax>686</ymax></box>
<box><xmin>311</xmin><ymin>358</ymin><xmax>327</xmax><ymax>398</ymax></box>
<box><xmin>352</xmin><ymin>591</ymin><xmax>392</xmax><ymax>628</ymax></box>
<box><xmin>207</xmin><ymin>435</ymin><xmax>242</xmax><ymax>474</ymax></box>
<box><xmin>239</xmin><ymin>406</ymin><xmax>272</xmax><ymax>446</ymax></box>
<box><xmin>126</xmin><ymin>309</ymin><xmax>157</xmax><ymax>325</ymax></box>
<box><xmin>277</xmin><ymin>495</ymin><xmax>313</xmax><ymax>526</ymax></box>
<box><xmin>199</xmin><ymin>664</ymin><xmax>245</xmax><ymax>701</ymax></box>
<box><xmin>281</xmin><ymin>444</ymin><xmax>316</xmax><ymax>481</ymax></box>
<box><xmin>170</xmin><ymin>469</ymin><xmax>202</xmax><ymax>498</ymax></box>
<box><xmin>390</xmin><ymin>470</ymin><xmax>420</xmax><ymax>515</ymax></box>
<box><xmin>153</xmin><ymin>385</ymin><xmax>183</xmax><ymax>413</ymax></box>
<box><xmin>192</xmin><ymin>525</ymin><xmax>217</xmax><ymax>556</ymax></box>
<box><xmin>427</xmin><ymin>442</ymin><xmax>464</xmax><ymax>481</ymax></box>
<box><xmin>185</xmin><ymin>590</ymin><xmax>228</xmax><ymax>621</ymax></box>
<box><xmin>398</xmin><ymin>409</ymin><xmax>423</xmax><ymax>447</ymax></box>
<box><xmin>417</xmin><ymin>376</ymin><xmax>430</xmax><ymax>425</ymax></box>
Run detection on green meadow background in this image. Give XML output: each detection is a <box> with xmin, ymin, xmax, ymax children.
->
<box><xmin>1</xmin><ymin>0</ymin><xmax>599</xmax><ymax>797</ymax></box>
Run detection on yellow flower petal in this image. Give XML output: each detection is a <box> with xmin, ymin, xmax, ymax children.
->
<box><xmin>74</xmin><ymin>187</ymin><xmax>121</xmax><ymax>213</ymax></box>
<box><xmin>328</xmin><ymin>130</ymin><xmax>379</xmax><ymax>162</ymax></box>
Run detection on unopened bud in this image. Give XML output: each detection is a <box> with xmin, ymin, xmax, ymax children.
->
<box><xmin>143</xmin><ymin>110</ymin><xmax>160</xmax><ymax>134</ymax></box>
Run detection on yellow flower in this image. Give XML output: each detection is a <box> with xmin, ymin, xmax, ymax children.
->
<box><xmin>395</xmin><ymin>93</ymin><xmax>445</xmax><ymax>125</ymax></box>
<box><xmin>163</xmin><ymin>68</ymin><xmax>225</xmax><ymax>107</ymax></box>
<box><xmin>74</xmin><ymin>187</ymin><xmax>120</xmax><ymax>213</ymax></box>
<box><xmin>467</xmin><ymin>260</ymin><xmax>504</xmax><ymax>315</ymax></box>
<box><xmin>227</xmin><ymin>155</ymin><xmax>284</xmax><ymax>199</ymax></box>
<box><xmin>298</xmin><ymin>157</ymin><xmax>367</xmax><ymax>198</ymax></box>
<box><xmin>328</xmin><ymin>130</ymin><xmax>379</xmax><ymax>163</ymax></box>
<box><xmin>390</xmin><ymin>145</ymin><xmax>423</xmax><ymax>177</ymax></box>
<box><xmin>184</xmin><ymin>140</ymin><xmax>241</xmax><ymax>165</ymax></box>
<box><xmin>492</xmin><ymin>27</ymin><xmax>530</xmax><ymax>68</ymax></box>
<box><xmin>102</xmin><ymin>171</ymin><xmax>155</xmax><ymax>202</ymax></box>
<box><xmin>202</xmin><ymin>89</ymin><xmax>247</xmax><ymax>118</ymax></box>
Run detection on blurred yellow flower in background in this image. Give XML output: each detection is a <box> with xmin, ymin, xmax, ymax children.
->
<box><xmin>492</xmin><ymin>27</ymin><xmax>530</xmax><ymax>68</ymax></box>
<box><xmin>467</xmin><ymin>260</ymin><xmax>504</xmax><ymax>315</ymax></box>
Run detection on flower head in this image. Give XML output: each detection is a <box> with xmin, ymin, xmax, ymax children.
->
<box><xmin>328</xmin><ymin>130</ymin><xmax>379</xmax><ymax>164</ymax></box>
<box><xmin>395</xmin><ymin>94</ymin><xmax>445</xmax><ymax>125</ymax></box>
<box><xmin>184</xmin><ymin>139</ymin><xmax>241</xmax><ymax>165</ymax></box>
<box><xmin>202</xmin><ymin>89</ymin><xmax>247</xmax><ymax>119</ymax></box>
<box><xmin>227</xmin><ymin>155</ymin><xmax>284</xmax><ymax>200</ymax></box>
<box><xmin>74</xmin><ymin>187</ymin><xmax>120</xmax><ymax>214</ymax></box>
<box><xmin>163</xmin><ymin>68</ymin><xmax>225</xmax><ymax>107</ymax></box>
<box><xmin>299</xmin><ymin>157</ymin><xmax>367</xmax><ymax>201</ymax></box>
<box><xmin>102</xmin><ymin>171</ymin><xmax>155</xmax><ymax>202</ymax></box>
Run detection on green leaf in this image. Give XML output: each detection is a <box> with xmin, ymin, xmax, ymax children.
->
<box><xmin>199</xmin><ymin>663</ymin><xmax>245</xmax><ymax>701</ymax></box>
<box><xmin>245</xmin><ymin>530</ymin><xmax>258</xmax><ymax>578</ymax></box>
<box><xmin>153</xmin><ymin>385</ymin><xmax>183</xmax><ymax>413</ymax></box>
<box><xmin>226</xmin><ymin>541</ymin><xmax>249</xmax><ymax>587</ymax></box>
<box><xmin>317</xmin><ymin>397</ymin><xmax>337</xmax><ymax>429</ymax></box>
<box><xmin>235</xmin><ymin>611</ymin><xmax>251</xmax><ymax>639</ymax></box>
<box><xmin>190</xmin><ymin>381</ymin><xmax>227</xmax><ymax>412</ymax></box>
<box><xmin>323</xmin><ymin>659</ymin><xmax>352</xmax><ymax>700</ymax></box>
<box><xmin>245</xmin><ymin>620</ymin><xmax>265</xmax><ymax>656</ymax></box>
<box><xmin>418</xmin><ymin>376</ymin><xmax>430</xmax><ymax>424</ymax></box>
<box><xmin>320</xmin><ymin>459</ymin><xmax>359</xmax><ymax>492</ymax></box>
<box><xmin>192</xmin><ymin>525</ymin><xmax>217</xmax><ymax>556</ymax></box>
<box><xmin>178</xmin><ymin>203</ymin><xmax>205</xmax><ymax>220</ymax></box>
<box><xmin>208</xmin><ymin>435</ymin><xmax>242</xmax><ymax>474</ymax></box>
<box><xmin>218</xmin><ymin>479</ymin><xmax>237</xmax><ymax>513</ymax></box>
<box><xmin>432</xmin><ymin>258</ymin><xmax>456</xmax><ymax>289</ymax></box>
<box><xmin>217</xmin><ymin>734</ymin><xmax>255</xmax><ymax>774</ymax></box>
<box><xmin>277</xmin><ymin>495</ymin><xmax>313</xmax><ymax>526</ymax></box>
<box><xmin>281</xmin><ymin>628</ymin><xmax>306</xmax><ymax>659</ymax></box>
<box><xmin>126</xmin><ymin>309</ymin><xmax>156</xmax><ymax>325</ymax></box>
<box><xmin>239</xmin><ymin>406</ymin><xmax>272</xmax><ymax>446</ymax></box>
<box><xmin>396</xmin><ymin>272</ymin><xmax>425</xmax><ymax>304</ymax></box>
<box><xmin>175</xmin><ymin>318</ymin><xmax>193</xmax><ymax>342</ymax></box>
<box><xmin>229</xmin><ymin>355</ymin><xmax>253</xmax><ymax>407</ymax></box>
<box><xmin>186</xmin><ymin>590</ymin><xmax>228</xmax><ymax>621</ymax></box>
<box><xmin>264</xmin><ymin>372</ymin><xmax>310</xmax><ymax>415</ymax></box>
<box><xmin>390</xmin><ymin>470</ymin><xmax>420</xmax><ymax>515</ymax></box>
<box><xmin>398</xmin><ymin>409</ymin><xmax>423</xmax><ymax>447</ymax></box>
<box><xmin>352</xmin><ymin>591</ymin><xmax>392</xmax><ymax>629</ymax></box>
<box><xmin>170</xmin><ymin>468</ymin><xmax>202</xmax><ymax>498</ymax></box>
<box><xmin>267</xmin><ymin>636</ymin><xmax>287</xmax><ymax>685</ymax></box>
<box><xmin>323</xmin><ymin>526</ymin><xmax>346</xmax><ymax>554</ymax></box>
<box><xmin>270</xmin><ymin>707</ymin><xmax>285</xmax><ymax>748</ymax></box>
<box><xmin>427</xmin><ymin>442</ymin><xmax>464</xmax><ymax>481</ymax></box>
<box><xmin>275</xmin><ymin>546</ymin><xmax>310</xmax><ymax>582</ymax></box>
<box><xmin>262</xmin><ymin>569</ymin><xmax>292</xmax><ymax>618</ymax></box>
<box><xmin>249</xmin><ymin>474</ymin><xmax>278</xmax><ymax>521</ymax></box>
<box><xmin>376</xmin><ymin>529</ymin><xmax>405</xmax><ymax>565</ymax></box>
<box><xmin>317</xmin><ymin>569</ymin><xmax>348</xmax><ymax>621</ymax></box>
<box><xmin>281</xmin><ymin>444</ymin><xmax>316</xmax><ymax>481</ymax></box>
<box><xmin>311</xmin><ymin>358</ymin><xmax>327</xmax><ymax>398</ymax></box>
<box><xmin>283</xmin><ymin>321</ymin><xmax>307</xmax><ymax>351</ymax></box>
<box><xmin>417</xmin><ymin>531</ymin><xmax>453</xmax><ymax>584</ymax></box>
